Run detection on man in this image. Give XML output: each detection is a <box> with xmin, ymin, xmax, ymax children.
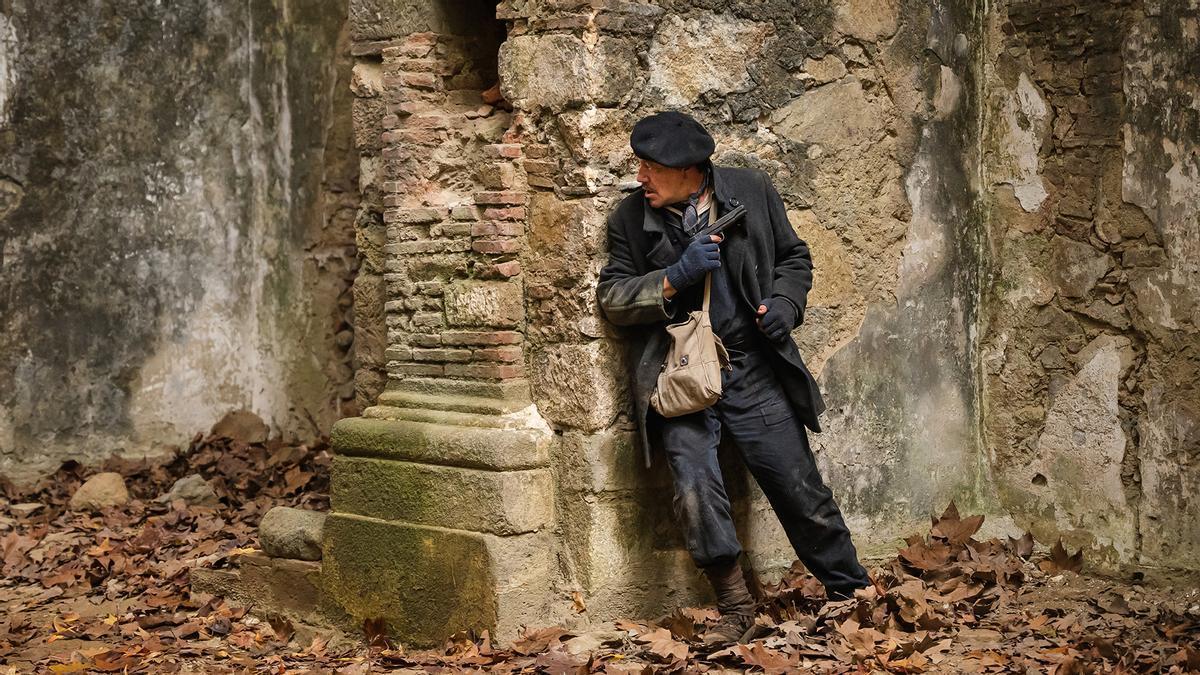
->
<box><xmin>597</xmin><ymin>111</ymin><xmax>871</xmax><ymax>646</ymax></box>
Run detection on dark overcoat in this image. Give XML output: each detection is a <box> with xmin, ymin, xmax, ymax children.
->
<box><xmin>597</xmin><ymin>165</ymin><xmax>827</xmax><ymax>467</ymax></box>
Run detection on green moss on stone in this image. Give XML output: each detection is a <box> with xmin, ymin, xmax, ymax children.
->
<box><xmin>330</xmin><ymin>455</ymin><xmax>552</xmax><ymax>535</ymax></box>
<box><xmin>321</xmin><ymin>515</ymin><xmax>497</xmax><ymax>647</ymax></box>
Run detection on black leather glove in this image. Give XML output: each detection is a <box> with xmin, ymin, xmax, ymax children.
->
<box><xmin>666</xmin><ymin>235</ymin><xmax>721</xmax><ymax>291</ymax></box>
<box><xmin>756</xmin><ymin>297</ymin><xmax>798</xmax><ymax>342</ymax></box>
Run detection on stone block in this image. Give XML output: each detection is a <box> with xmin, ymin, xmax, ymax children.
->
<box><xmin>445</xmin><ymin>281</ymin><xmax>525</xmax><ymax>328</ymax></box>
<box><xmin>833</xmin><ymin>0</ymin><xmax>900</xmax><ymax>41</ymax></box>
<box><xmin>332</xmin><ymin>415</ymin><xmax>550</xmax><ymax>470</ymax></box>
<box><xmin>444</xmin><ymin>362</ymin><xmax>524</xmax><ymax>379</ymax></box>
<box><xmin>1051</xmin><ymin>235</ymin><xmax>1112</xmax><ymax>298</ymax></box>
<box><xmin>331</xmin><ymin>456</ymin><xmax>553</xmax><ymax>535</ymax></box>
<box><xmin>155</xmin><ymin>474</ymin><xmax>219</xmax><ymax>507</ymax></box>
<box><xmin>191</xmin><ymin>552</ymin><xmax>325</xmax><ymax>623</ymax></box>
<box><xmin>531</xmin><ymin>341</ymin><xmax>627</xmax><ymax>432</ymax></box>
<box><xmin>322</xmin><ymin>514</ymin><xmax>497</xmax><ymax>644</ymax></box>
<box><xmin>528</xmin><ymin>193</ymin><xmax>606</xmax><ymax>261</ymax></box>
<box><xmin>69</xmin><ymin>472</ymin><xmax>129</xmax><ymax>511</ymax></box>
<box><xmin>382</xmin><ymin>375</ymin><xmax>532</xmax><ymax>402</ymax></box>
<box><xmin>499</xmin><ymin>34</ymin><xmax>636</xmax><ymax>110</ymax></box>
<box><xmin>556</xmin><ymin>429</ymin><xmax>669</xmax><ymax>494</ymax></box>
<box><xmin>553</xmin><ymin>108</ymin><xmax>635</xmax><ymax>173</ymax></box>
<box><xmin>259</xmin><ymin>507</ymin><xmax>327</xmax><ymax>561</ymax></box>
<box><xmin>321</xmin><ymin>515</ymin><xmax>560</xmax><ymax>646</ymax></box>
<box><xmin>441</xmin><ymin>330</ymin><xmax>524</xmax><ymax>346</ymax></box>
<box><xmin>803</xmin><ymin>56</ymin><xmax>847</xmax><ymax>84</ymax></box>
<box><xmin>647</xmin><ymin>12</ymin><xmax>773</xmax><ymax>106</ymax></box>
<box><xmin>350</xmin><ymin>3</ymin><xmax>442</xmax><ymax>41</ymax></box>
<box><xmin>556</xmin><ymin>491</ymin><xmax>710</xmax><ymax>621</ymax></box>
<box><xmin>771</xmin><ymin>78</ymin><xmax>886</xmax><ymax>150</ymax></box>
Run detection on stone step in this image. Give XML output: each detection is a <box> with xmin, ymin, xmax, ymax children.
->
<box><xmin>376</xmin><ymin>388</ymin><xmax>525</xmax><ymax>416</ymax></box>
<box><xmin>190</xmin><ymin>552</ymin><xmax>342</xmax><ymax>628</ymax></box>
<box><xmin>331</xmin><ymin>416</ymin><xmax>551</xmax><ymax>471</ymax></box>
<box><xmin>362</xmin><ymin>403</ymin><xmax>510</xmax><ymax>429</ymax></box>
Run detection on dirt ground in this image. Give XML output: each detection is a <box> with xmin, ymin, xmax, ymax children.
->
<box><xmin>1</xmin><ymin>429</ymin><xmax>1197</xmax><ymax>674</ymax></box>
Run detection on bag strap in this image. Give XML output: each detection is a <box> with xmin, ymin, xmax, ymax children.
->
<box><xmin>700</xmin><ymin>193</ymin><xmax>719</xmax><ymax>314</ymax></box>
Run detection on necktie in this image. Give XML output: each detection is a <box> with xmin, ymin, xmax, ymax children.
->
<box><xmin>682</xmin><ymin>171</ymin><xmax>711</xmax><ymax>237</ymax></box>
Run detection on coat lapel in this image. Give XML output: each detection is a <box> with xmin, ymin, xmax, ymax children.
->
<box><xmin>642</xmin><ymin>200</ymin><xmax>677</xmax><ymax>270</ymax></box>
<box><xmin>711</xmin><ymin>169</ymin><xmax>757</xmax><ymax>307</ymax></box>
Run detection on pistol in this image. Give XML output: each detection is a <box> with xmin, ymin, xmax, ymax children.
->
<box><xmin>695</xmin><ymin>204</ymin><xmax>747</xmax><ymax>240</ymax></box>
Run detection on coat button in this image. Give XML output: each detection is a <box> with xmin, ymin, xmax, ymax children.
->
<box><xmin>730</xmin><ymin>198</ymin><xmax>740</xmax><ymax>206</ymax></box>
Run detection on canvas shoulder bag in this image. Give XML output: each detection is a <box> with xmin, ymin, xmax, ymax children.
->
<box><xmin>649</xmin><ymin>204</ymin><xmax>732</xmax><ymax>418</ymax></box>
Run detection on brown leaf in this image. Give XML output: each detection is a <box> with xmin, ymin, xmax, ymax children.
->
<box><xmin>931</xmin><ymin>502</ymin><xmax>985</xmax><ymax>546</ymax></box>
<box><xmin>1037</xmin><ymin>539</ymin><xmax>1083</xmax><ymax>574</ymax></box>
<box><xmin>363</xmin><ymin>617</ymin><xmax>390</xmax><ymax>649</ymax></box>
<box><xmin>899</xmin><ymin>538</ymin><xmax>951</xmax><ymax>571</ymax></box>
<box><xmin>733</xmin><ymin>642</ymin><xmax>797</xmax><ymax>673</ymax></box>
<box><xmin>136</xmin><ymin>613</ymin><xmax>180</xmax><ymax>630</ymax></box>
<box><xmin>512</xmin><ymin>625</ymin><xmax>567</xmax><ymax>655</ymax></box>
<box><xmin>640</xmin><ymin>627</ymin><xmax>688</xmax><ymax>661</ymax></box>
<box><xmin>533</xmin><ymin>646</ymin><xmax>590</xmax><ymax>675</ymax></box>
<box><xmin>1007</xmin><ymin>532</ymin><xmax>1035</xmax><ymax>559</ymax></box>
<box><xmin>89</xmin><ymin>650</ymin><xmax>138</xmax><ymax>672</ymax></box>
<box><xmin>889</xmin><ymin>579</ymin><xmax>931</xmax><ymax>625</ymax></box>
<box><xmin>266</xmin><ymin>614</ymin><xmax>294</xmax><ymax>642</ymax></box>
<box><xmin>658</xmin><ymin>608</ymin><xmax>699</xmax><ymax>641</ymax></box>
<box><xmin>208</xmin><ymin>616</ymin><xmax>232</xmax><ymax>636</ymax></box>
<box><xmin>614</xmin><ymin>619</ymin><xmax>650</xmax><ymax>638</ymax></box>
<box><xmin>836</xmin><ymin>618</ymin><xmax>884</xmax><ymax>656</ymax></box>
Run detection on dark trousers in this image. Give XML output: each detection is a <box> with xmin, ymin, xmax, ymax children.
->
<box><xmin>658</xmin><ymin>338</ymin><xmax>870</xmax><ymax>596</ymax></box>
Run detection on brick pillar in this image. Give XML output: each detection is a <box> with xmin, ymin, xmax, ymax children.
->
<box><xmin>324</xmin><ymin>29</ymin><xmax>562</xmax><ymax>646</ymax></box>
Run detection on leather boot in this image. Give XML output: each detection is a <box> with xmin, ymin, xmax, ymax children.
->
<box><xmin>700</xmin><ymin>561</ymin><xmax>756</xmax><ymax>647</ymax></box>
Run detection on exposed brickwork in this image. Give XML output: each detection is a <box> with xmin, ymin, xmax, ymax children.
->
<box><xmin>362</xmin><ymin>30</ymin><xmax>533</xmax><ymax>385</ymax></box>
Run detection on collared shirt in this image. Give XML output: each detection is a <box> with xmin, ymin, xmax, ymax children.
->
<box><xmin>658</xmin><ymin>180</ymin><xmax>756</xmax><ymax>345</ymax></box>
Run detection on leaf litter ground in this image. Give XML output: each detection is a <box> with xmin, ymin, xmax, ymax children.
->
<box><xmin>1</xmin><ymin>433</ymin><xmax>1197</xmax><ymax>673</ymax></box>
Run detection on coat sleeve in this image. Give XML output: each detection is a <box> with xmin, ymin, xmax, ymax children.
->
<box><xmin>762</xmin><ymin>172</ymin><xmax>813</xmax><ymax>325</ymax></box>
<box><xmin>597</xmin><ymin>214</ymin><xmax>673</xmax><ymax>327</ymax></box>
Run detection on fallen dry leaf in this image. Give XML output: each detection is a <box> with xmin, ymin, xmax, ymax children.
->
<box><xmin>639</xmin><ymin>627</ymin><xmax>688</xmax><ymax>661</ymax></box>
<box><xmin>1038</xmin><ymin>539</ymin><xmax>1084</xmax><ymax>574</ymax></box>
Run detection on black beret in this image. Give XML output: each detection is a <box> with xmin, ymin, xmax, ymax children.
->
<box><xmin>630</xmin><ymin>111</ymin><xmax>715</xmax><ymax>168</ymax></box>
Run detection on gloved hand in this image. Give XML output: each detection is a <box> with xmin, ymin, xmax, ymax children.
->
<box><xmin>666</xmin><ymin>234</ymin><xmax>722</xmax><ymax>292</ymax></box>
<box><xmin>756</xmin><ymin>297</ymin><xmax>798</xmax><ymax>342</ymax></box>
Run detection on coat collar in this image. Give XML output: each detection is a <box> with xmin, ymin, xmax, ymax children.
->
<box><xmin>640</xmin><ymin>165</ymin><xmax>748</xmax><ymax>282</ymax></box>
<box><xmin>640</xmin><ymin>165</ymin><xmax>743</xmax><ymax>232</ymax></box>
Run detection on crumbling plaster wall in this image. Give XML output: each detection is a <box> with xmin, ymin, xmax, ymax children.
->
<box><xmin>981</xmin><ymin>0</ymin><xmax>1200</xmax><ymax>569</ymax></box>
<box><xmin>0</xmin><ymin>1</ymin><xmax>359</xmax><ymax>483</ymax></box>
<box><xmin>498</xmin><ymin>0</ymin><xmax>988</xmax><ymax>593</ymax></box>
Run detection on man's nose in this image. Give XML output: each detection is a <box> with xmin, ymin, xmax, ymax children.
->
<box><xmin>636</xmin><ymin>161</ymin><xmax>649</xmax><ymax>183</ymax></box>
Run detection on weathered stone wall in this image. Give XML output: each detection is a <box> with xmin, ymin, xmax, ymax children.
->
<box><xmin>499</xmin><ymin>0</ymin><xmax>986</xmax><ymax>600</ymax></box>
<box><xmin>0</xmin><ymin>1</ymin><xmax>358</xmax><ymax>482</ymax></box>
<box><xmin>331</xmin><ymin>0</ymin><xmax>1200</xmax><ymax>645</ymax></box>
<box><xmin>980</xmin><ymin>0</ymin><xmax>1200</xmax><ymax>570</ymax></box>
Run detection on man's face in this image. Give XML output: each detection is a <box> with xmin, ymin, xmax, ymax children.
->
<box><xmin>636</xmin><ymin>159</ymin><xmax>702</xmax><ymax>208</ymax></box>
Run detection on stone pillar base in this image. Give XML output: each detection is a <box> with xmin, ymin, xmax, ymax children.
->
<box><xmin>322</xmin><ymin>514</ymin><xmax>557</xmax><ymax>645</ymax></box>
<box><xmin>323</xmin><ymin>381</ymin><xmax>562</xmax><ymax>646</ymax></box>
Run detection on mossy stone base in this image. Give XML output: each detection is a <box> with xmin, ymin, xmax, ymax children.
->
<box><xmin>331</xmin><ymin>455</ymin><xmax>553</xmax><ymax>535</ymax></box>
<box><xmin>331</xmin><ymin>416</ymin><xmax>550</xmax><ymax>470</ymax></box>
<box><xmin>321</xmin><ymin>514</ymin><xmax>497</xmax><ymax>646</ymax></box>
<box><xmin>321</xmin><ymin>514</ymin><xmax>563</xmax><ymax>646</ymax></box>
